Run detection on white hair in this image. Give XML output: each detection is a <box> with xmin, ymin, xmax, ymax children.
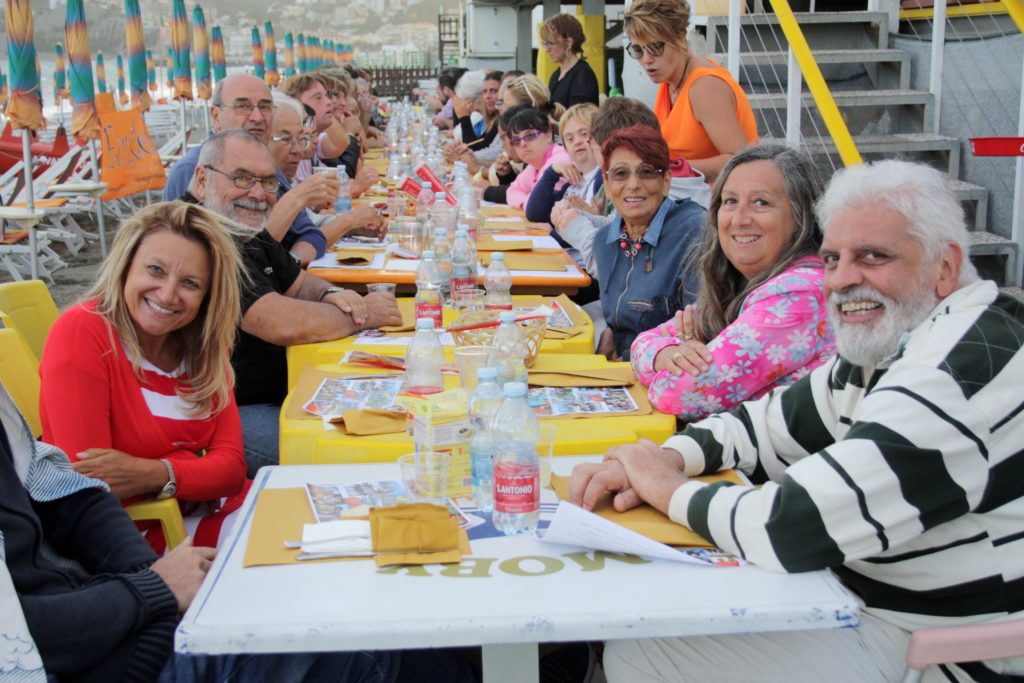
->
<box><xmin>816</xmin><ymin>160</ymin><xmax>978</xmax><ymax>285</ymax></box>
<box><xmin>272</xmin><ymin>91</ymin><xmax>305</xmax><ymax>123</ymax></box>
<box><xmin>455</xmin><ymin>69</ymin><xmax>487</xmax><ymax>100</ymax></box>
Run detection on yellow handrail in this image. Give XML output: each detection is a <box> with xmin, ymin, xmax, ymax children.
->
<box><xmin>1001</xmin><ymin>0</ymin><xmax>1024</xmax><ymax>33</ymax></box>
<box><xmin>901</xmin><ymin>1</ymin><xmax>1008</xmax><ymax>21</ymax></box>
<box><xmin>770</xmin><ymin>0</ymin><xmax>863</xmax><ymax>166</ymax></box>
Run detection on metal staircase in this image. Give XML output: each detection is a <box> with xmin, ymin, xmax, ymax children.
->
<box><xmin>699</xmin><ymin>9</ymin><xmax>1021</xmax><ymax>286</ymax></box>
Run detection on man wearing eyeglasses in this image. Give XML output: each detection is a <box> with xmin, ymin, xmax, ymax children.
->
<box><xmin>163</xmin><ymin>74</ymin><xmax>336</xmax><ymax>268</ymax></box>
<box><xmin>186</xmin><ymin>130</ymin><xmax>402</xmax><ymax>476</ymax></box>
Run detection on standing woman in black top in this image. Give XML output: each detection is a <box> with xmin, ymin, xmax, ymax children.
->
<box><xmin>542</xmin><ymin>14</ymin><xmax>601</xmax><ymax>108</ymax></box>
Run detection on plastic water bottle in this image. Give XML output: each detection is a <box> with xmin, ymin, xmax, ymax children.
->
<box><xmin>449</xmin><ymin>227</ymin><xmax>476</xmax><ymax>299</ymax></box>
<box><xmin>492</xmin><ymin>382</ymin><xmax>540</xmax><ymax>535</ymax></box>
<box><xmin>468</xmin><ymin>366</ymin><xmax>502</xmax><ymax>512</ymax></box>
<box><xmin>483</xmin><ymin>253</ymin><xmax>513</xmax><ymax>311</ymax></box>
<box><xmin>433</xmin><ymin>227</ymin><xmax>452</xmax><ymax>304</ymax></box>
<box><xmin>457</xmin><ymin>186</ymin><xmax>479</xmax><ymax>240</ymax></box>
<box><xmin>416</xmin><ymin>181</ymin><xmax>435</xmax><ymax>224</ymax></box>
<box><xmin>335</xmin><ymin>167</ymin><xmax>352</xmax><ymax>214</ymax></box>
<box><xmin>404</xmin><ymin>318</ymin><xmax>444</xmax><ymax>397</ymax></box>
<box><xmin>492</xmin><ymin>311</ymin><xmax>528</xmax><ymax>385</ymax></box>
<box><xmin>415</xmin><ymin>250</ymin><xmax>443</xmax><ymax>328</ymax></box>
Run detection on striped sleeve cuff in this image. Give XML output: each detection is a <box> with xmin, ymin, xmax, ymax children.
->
<box><xmin>662</xmin><ymin>433</ymin><xmax>707</xmax><ymax>475</ymax></box>
<box><xmin>667</xmin><ymin>480</ymin><xmax>708</xmax><ymax>528</ymax></box>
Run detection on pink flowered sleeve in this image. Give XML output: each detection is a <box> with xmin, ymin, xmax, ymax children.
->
<box><xmin>630</xmin><ymin>318</ymin><xmax>683</xmax><ymax>385</ymax></box>
<box><xmin>646</xmin><ymin>270</ymin><xmax>830</xmax><ymax>420</ymax></box>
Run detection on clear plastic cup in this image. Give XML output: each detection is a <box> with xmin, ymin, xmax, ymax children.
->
<box><xmin>366</xmin><ymin>282</ymin><xmax>397</xmax><ymax>296</ymax></box>
<box><xmin>453</xmin><ymin>345</ymin><xmax>494</xmax><ymax>391</ymax></box>
<box><xmin>398</xmin><ymin>451</ymin><xmax>449</xmax><ymax>504</ymax></box>
<box><xmin>452</xmin><ymin>287</ymin><xmax>486</xmax><ymax>313</ymax></box>
<box><xmin>537</xmin><ymin>424</ymin><xmax>556</xmax><ymax>488</ymax></box>
<box><xmin>389</xmin><ymin>216</ymin><xmax>422</xmax><ymax>256</ymax></box>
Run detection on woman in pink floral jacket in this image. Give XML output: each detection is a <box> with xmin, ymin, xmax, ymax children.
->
<box><xmin>631</xmin><ymin>146</ymin><xmax>836</xmax><ymax>421</ymax></box>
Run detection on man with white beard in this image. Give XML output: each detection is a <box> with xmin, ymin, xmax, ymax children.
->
<box><xmin>186</xmin><ymin>129</ymin><xmax>401</xmax><ymax>475</ymax></box>
<box><xmin>570</xmin><ymin>160</ymin><xmax>1024</xmax><ymax>682</ymax></box>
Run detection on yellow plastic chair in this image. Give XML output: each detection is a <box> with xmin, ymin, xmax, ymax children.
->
<box><xmin>0</xmin><ymin>280</ymin><xmax>60</xmax><ymax>361</ymax></box>
<box><xmin>0</xmin><ymin>327</ymin><xmax>186</xmax><ymax>549</ymax></box>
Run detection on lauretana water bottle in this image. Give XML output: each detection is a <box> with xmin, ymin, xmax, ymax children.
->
<box><xmin>334</xmin><ymin>167</ymin><xmax>352</xmax><ymax>214</ymax></box>
<box><xmin>483</xmin><ymin>252</ymin><xmax>513</xmax><ymax>311</ymax></box>
<box><xmin>449</xmin><ymin>226</ymin><xmax>476</xmax><ymax>299</ymax></box>
<box><xmin>414</xmin><ymin>250</ymin><xmax>443</xmax><ymax>328</ymax></box>
<box><xmin>492</xmin><ymin>382</ymin><xmax>540</xmax><ymax>535</ymax></box>
<box><xmin>468</xmin><ymin>366</ymin><xmax>502</xmax><ymax>512</ymax></box>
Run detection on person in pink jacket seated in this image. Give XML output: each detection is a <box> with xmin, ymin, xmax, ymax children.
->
<box><xmin>40</xmin><ymin>201</ymin><xmax>248</xmax><ymax>552</ymax></box>
<box><xmin>500</xmin><ymin>105</ymin><xmax>572</xmax><ymax>209</ymax></box>
<box><xmin>631</xmin><ymin>145</ymin><xmax>836</xmax><ymax>421</ymax></box>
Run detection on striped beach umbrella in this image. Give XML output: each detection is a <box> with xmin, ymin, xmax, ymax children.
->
<box><xmin>264</xmin><ymin>22</ymin><xmax>279</xmax><ymax>87</ymax></box>
<box><xmin>146</xmin><ymin>49</ymin><xmax>157</xmax><ymax>93</ymax></box>
<box><xmin>297</xmin><ymin>34</ymin><xmax>306</xmax><ymax>74</ymax></box>
<box><xmin>211</xmin><ymin>26</ymin><xmax>226</xmax><ymax>83</ymax></box>
<box><xmin>65</xmin><ymin>0</ymin><xmax>99</xmax><ymax>140</ymax></box>
<box><xmin>165</xmin><ymin>47</ymin><xmax>173</xmax><ymax>91</ymax></box>
<box><xmin>170</xmin><ymin>0</ymin><xmax>193</xmax><ymax>100</ymax></box>
<box><xmin>95</xmin><ymin>51</ymin><xmax>107</xmax><ymax>94</ymax></box>
<box><xmin>0</xmin><ymin>71</ymin><xmax>7</xmax><ymax>111</ymax></box>
<box><xmin>324</xmin><ymin>39</ymin><xmax>333</xmax><ymax>65</ymax></box>
<box><xmin>283</xmin><ymin>32</ymin><xmax>295</xmax><ymax>78</ymax></box>
<box><xmin>54</xmin><ymin>43</ymin><xmax>68</xmax><ymax>102</ymax></box>
<box><xmin>124</xmin><ymin>0</ymin><xmax>150</xmax><ymax>110</ymax></box>
<box><xmin>116</xmin><ymin>53</ymin><xmax>128</xmax><ymax>105</ymax></box>
<box><xmin>4</xmin><ymin>0</ymin><xmax>45</xmax><ymax>131</ymax></box>
<box><xmin>192</xmin><ymin>5</ymin><xmax>211</xmax><ymax>100</ymax></box>
<box><xmin>251</xmin><ymin>27</ymin><xmax>265</xmax><ymax>81</ymax></box>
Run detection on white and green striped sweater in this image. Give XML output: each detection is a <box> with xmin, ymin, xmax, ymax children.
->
<box><xmin>665</xmin><ymin>279</ymin><xmax>1024</xmax><ymax>633</ymax></box>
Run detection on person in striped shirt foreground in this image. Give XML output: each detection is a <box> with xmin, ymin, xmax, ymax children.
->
<box><xmin>571</xmin><ymin>159</ymin><xmax>1024</xmax><ymax>682</ymax></box>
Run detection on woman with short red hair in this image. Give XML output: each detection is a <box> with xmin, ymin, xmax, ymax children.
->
<box><xmin>593</xmin><ymin>124</ymin><xmax>706</xmax><ymax>360</ymax></box>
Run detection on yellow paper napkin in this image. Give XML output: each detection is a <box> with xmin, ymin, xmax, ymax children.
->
<box><xmin>334</xmin><ymin>250</ymin><xmax>374</xmax><ymax>266</ymax></box>
<box><xmin>480</xmin><ymin>252</ymin><xmax>567</xmax><ymax>272</ymax></box>
<box><xmin>476</xmin><ymin>239</ymin><xmax>534</xmax><ymax>251</ymax></box>
<box><xmin>327</xmin><ymin>409</ymin><xmax>407</xmax><ymax>435</ymax></box>
<box><xmin>369</xmin><ymin>503</ymin><xmax>464</xmax><ymax>567</ymax></box>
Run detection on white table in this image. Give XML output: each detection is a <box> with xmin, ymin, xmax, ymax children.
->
<box><xmin>176</xmin><ymin>460</ymin><xmax>859</xmax><ymax>683</ymax></box>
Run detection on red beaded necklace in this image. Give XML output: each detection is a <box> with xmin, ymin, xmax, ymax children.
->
<box><xmin>618</xmin><ymin>227</ymin><xmax>648</xmax><ymax>257</ymax></box>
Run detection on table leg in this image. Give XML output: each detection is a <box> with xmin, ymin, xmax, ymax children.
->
<box><xmin>481</xmin><ymin>643</ymin><xmax>538</xmax><ymax>683</ymax></box>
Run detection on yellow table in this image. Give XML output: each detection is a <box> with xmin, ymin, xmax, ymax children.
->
<box><xmin>278</xmin><ymin>354</ymin><xmax>675</xmax><ymax>466</ymax></box>
<box><xmin>285</xmin><ymin>294</ymin><xmax>594</xmax><ymax>390</ymax></box>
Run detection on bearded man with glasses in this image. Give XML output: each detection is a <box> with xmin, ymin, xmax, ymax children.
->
<box><xmin>164</xmin><ymin>74</ymin><xmax>340</xmax><ymax>268</ymax></box>
<box><xmin>184</xmin><ymin>129</ymin><xmax>402</xmax><ymax>476</ymax></box>
<box><xmin>624</xmin><ymin>0</ymin><xmax>758</xmax><ymax>183</ymax></box>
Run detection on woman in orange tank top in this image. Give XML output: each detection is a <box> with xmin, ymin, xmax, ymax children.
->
<box><xmin>624</xmin><ymin>0</ymin><xmax>759</xmax><ymax>183</ymax></box>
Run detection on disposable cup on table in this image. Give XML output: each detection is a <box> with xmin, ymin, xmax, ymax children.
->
<box><xmin>386</xmin><ymin>195</ymin><xmax>404</xmax><ymax>219</ymax></box>
<box><xmin>453</xmin><ymin>345</ymin><xmax>494</xmax><ymax>391</ymax></box>
<box><xmin>398</xmin><ymin>451</ymin><xmax>449</xmax><ymax>504</ymax></box>
<box><xmin>366</xmin><ymin>282</ymin><xmax>397</xmax><ymax>296</ymax></box>
<box><xmin>452</xmin><ymin>288</ymin><xmax>486</xmax><ymax>312</ymax></box>
<box><xmin>389</xmin><ymin>216</ymin><xmax>422</xmax><ymax>256</ymax></box>
<box><xmin>537</xmin><ymin>424</ymin><xmax>556</xmax><ymax>488</ymax></box>
<box><xmin>430</xmin><ymin>203</ymin><xmax>456</xmax><ymax>237</ymax></box>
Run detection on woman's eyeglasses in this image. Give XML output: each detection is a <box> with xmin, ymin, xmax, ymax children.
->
<box><xmin>606</xmin><ymin>166</ymin><xmax>665</xmax><ymax>183</ymax></box>
<box><xmin>625</xmin><ymin>41</ymin><xmax>667</xmax><ymax>59</ymax></box>
<box><xmin>270</xmin><ymin>134</ymin><xmax>314</xmax><ymax>150</ymax></box>
<box><xmin>508</xmin><ymin>130</ymin><xmax>545</xmax><ymax>148</ymax></box>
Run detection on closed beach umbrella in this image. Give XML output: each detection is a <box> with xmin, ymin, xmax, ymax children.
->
<box><xmin>251</xmin><ymin>27</ymin><xmax>265</xmax><ymax>81</ymax></box>
<box><xmin>54</xmin><ymin>42</ymin><xmax>68</xmax><ymax>102</ymax></box>
<box><xmin>264</xmin><ymin>22</ymin><xmax>279</xmax><ymax>87</ymax></box>
<box><xmin>116</xmin><ymin>53</ymin><xmax>128</xmax><ymax>105</ymax></box>
<box><xmin>297</xmin><ymin>34</ymin><xmax>306</xmax><ymax>74</ymax></box>
<box><xmin>166</xmin><ymin>48</ymin><xmax>173</xmax><ymax>91</ymax></box>
<box><xmin>95</xmin><ymin>51</ymin><xmax>107</xmax><ymax>94</ymax></box>
<box><xmin>192</xmin><ymin>6</ymin><xmax>211</xmax><ymax>100</ymax></box>
<box><xmin>0</xmin><ymin>70</ymin><xmax>8</xmax><ymax>110</ymax></box>
<box><xmin>146</xmin><ymin>49</ymin><xmax>157</xmax><ymax>93</ymax></box>
<box><xmin>211</xmin><ymin>26</ymin><xmax>226</xmax><ymax>83</ymax></box>
<box><xmin>65</xmin><ymin>0</ymin><xmax>100</xmax><ymax>140</ymax></box>
<box><xmin>5</xmin><ymin>0</ymin><xmax>45</xmax><ymax>131</ymax></box>
<box><xmin>170</xmin><ymin>0</ymin><xmax>193</xmax><ymax>100</ymax></box>
<box><xmin>283</xmin><ymin>32</ymin><xmax>295</xmax><ymax>78</ymax></box>
<box><xmin>124</xmin><ymin>0</ymin><xmax>150</xmax><ymax>110</ymax></box>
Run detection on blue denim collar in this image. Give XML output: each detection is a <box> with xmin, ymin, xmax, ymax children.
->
<box><xmin>605</xmin><ymin>197</ymin><xmax>673</xmax><ymax>247</ymax></box>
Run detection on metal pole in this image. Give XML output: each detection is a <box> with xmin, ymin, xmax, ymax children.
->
<box><xmin>1012</xmin><ymin>51</ymin><xmax>1024</xmax><ymax>275</ymax></box>
<box><xmin>21</xmin><ymin>130</ymin><xmax>38</xmax><ymax>281</ymax></box>
<box><xmin>930</xmin><ymin>0</ymin><xmax>947</xmax><ymax>132</ymax></box>
<box><xmin>786</xmin><ymin>46</ymin><xmax>802</xmax><ymax>149</ymax></box>
<box><xmin>728</xmin><ymin>0</ymin><xmax>742</xmax><ymax>81</ymax></box>
<box><xmin>89</xmin><ymin>138</ymin><xmax>107</xmax><ymax>258</ymax></box>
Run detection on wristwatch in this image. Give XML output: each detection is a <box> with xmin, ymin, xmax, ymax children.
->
<box><xmin>288</xmin><ymin>251</ymin><xmax>302</xmax><ymax>265</ymax></box>
<box><xmin>319</xmin><ymin>286</ymin><xmax>344</xmax><ymax>302</ymax></box>
<box><xmin>155</xmin><ymin>459</ymin><xmax>177</xmax><ymax>500</ymax></box>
